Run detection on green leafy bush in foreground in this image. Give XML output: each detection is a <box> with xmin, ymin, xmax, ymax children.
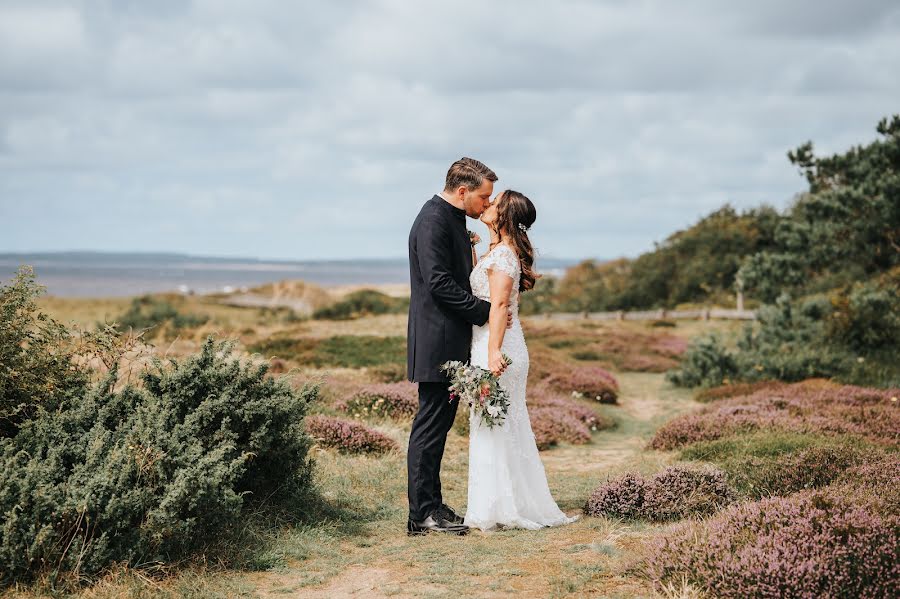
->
<box><xmin>0</xmin><ymin>267</ymin><xmax>91</xmax><ymax>437</ymax></box>
<box><xmin>1</xmin><ymin>338</ymin><xmax>317</xmax><ymax>583</ymax></box>
<box><xmin>0</xmin><ymin>281</ymin><xmax>318</xmax><ymax>586</ymax></box>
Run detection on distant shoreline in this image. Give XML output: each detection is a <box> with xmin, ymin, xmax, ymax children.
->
<box><xmin>1</xmin><ymin>250</ymin><xmax>580</xmax><ymax>298</ymax></box>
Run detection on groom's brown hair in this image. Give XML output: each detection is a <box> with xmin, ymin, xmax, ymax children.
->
<box><xmin>444</xmin><ymin>157</ymin><xmax>497</xmax><ymax>192</ymax></box>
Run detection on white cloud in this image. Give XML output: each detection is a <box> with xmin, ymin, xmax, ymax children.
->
<box><xmin>1</xmin><ymin>1</ymin><xmax>899</xmax><ymax>261</ymax></box>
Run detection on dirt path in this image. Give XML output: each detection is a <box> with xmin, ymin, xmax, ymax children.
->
<box><xmin>238</xmin><ymin>372</ymin><xmax>700</xmax><ymax>598</ymax></box>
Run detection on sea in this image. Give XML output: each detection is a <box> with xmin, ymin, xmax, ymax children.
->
<box><xmin>0</xmin><ymin>252</ymin><xmax>579</xmax><ymax>298</ymax></box>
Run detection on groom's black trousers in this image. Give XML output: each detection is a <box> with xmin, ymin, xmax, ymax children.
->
<box><xmin>407</xmin><ymin>380</ymin><xmax>460</xmax><ymax>522</ymax></box>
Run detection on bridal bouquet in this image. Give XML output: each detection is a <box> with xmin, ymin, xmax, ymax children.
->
<box><xmin>440</xmin><ymin>355</ymin><xmax>512</xmax><ymax>429</ymax></box>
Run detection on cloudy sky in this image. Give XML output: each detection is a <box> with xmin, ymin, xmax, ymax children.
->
<box><xmin>1</xmin><ymin>1</ymin><xmax>898</xmax><ymax>262</ymax></box>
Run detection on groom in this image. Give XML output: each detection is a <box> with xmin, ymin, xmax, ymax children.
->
<box><xmin>406</xmin><ymin>157</ymin><xmax>511</xmax><ymax>536</ymax></box>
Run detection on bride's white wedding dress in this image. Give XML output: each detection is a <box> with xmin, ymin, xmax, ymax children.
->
<box><xmin>464</xmin><ymin>243</ymin><xmax>579</xmax><ymax>531</ymax></box>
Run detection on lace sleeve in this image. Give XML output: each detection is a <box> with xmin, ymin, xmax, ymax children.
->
<box><xmin>483</xmin><ymin>245</ymin><xmax>520</xmax><ymax>280</ymax></box>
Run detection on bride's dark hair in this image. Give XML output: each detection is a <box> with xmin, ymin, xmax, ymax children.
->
<box><xmin>494</xmin><ymin>190</ymin><xmax>540</xmax><ymax>292</ymax></box>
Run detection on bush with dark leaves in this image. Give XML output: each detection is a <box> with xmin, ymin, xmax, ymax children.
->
<box><xmin>0</xmin><ymin>338</ymin><xmax>316</xmax><ymax>583</ymax></box>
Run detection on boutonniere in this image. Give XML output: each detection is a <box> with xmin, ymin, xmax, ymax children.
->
<box><xmin>468</xmin><ymin>230</ymin><xmax>481</xmax><ymax>246</ymax></box>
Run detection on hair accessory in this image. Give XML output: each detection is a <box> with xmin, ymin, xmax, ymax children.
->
<box><xmin>517</xmin><ymin>222</ymin><xmax>529</xmax><ymax>232</ymax></box>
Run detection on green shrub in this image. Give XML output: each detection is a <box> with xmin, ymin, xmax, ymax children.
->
<box><xmin>665</xmin><ymin>333</ymin><xmax>737</xmax><ymax>388</ymax></box>
<box><xmin>826</xmin><ymin>270</ymin><xmax>900</xmax><ymax>352</ymax></box>
<box><xmin>116</xmin><ymin>295</ymin><xmax>209</xmax><ymax>335</ymax></box>
<box><xmin>0</xmin><ymin>267</ymin><xmax>90</xmax><ymax>437</ymax></box>
<box><xmin>313</xmin><ymin>290</ymin><xmax>409</xmax><ymax>320</ymax></box>
<box><xmin>734</xmin><ymin>294</ymin><xmax>851</xmax><ymax>382</ymax></box>
<box><xmin>666</xmin><ymin>293</ymin><xmax>883</xmax><ymax>388</ymax></box>
<box><xmin>0</xmin><ymin>337</ymin><xmax>317</xmax><ymax>583</ymax></box>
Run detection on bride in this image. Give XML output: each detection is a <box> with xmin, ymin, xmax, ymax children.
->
<box><xmin>464</xmin><ymin>189</ymin><xmax>579</xmax><ymax>531</ymax></box>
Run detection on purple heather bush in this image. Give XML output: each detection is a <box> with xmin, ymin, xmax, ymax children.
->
<box><xmin>546</xmin><ymin>364</ymin><xmax>619</xmax><ymax>404</ymax></box>
<box><xmin>338</xmin><ymin>381</ymin><xmax>418</xmax><ymax>420</ymax></box>
<box><xmin>836</xmin><ymin>453</ymin><xmax>900</xmax><ymax>511</ymax></box>
<box><xmin>641</xmin><ymin>465</ymin><xmax>734</xmax><ymax>521</ymax></box>
<box><xmin>650</xmin><ymin>382</ymin><xmax>900</xmax><ymax>450</ymax></box>
<box><xmin>524</xmin><ymin>384</ymin><xmax>615</xmax><ymax>450</ymax></box>
<box><xmin>305</xmin><ymin>415</ymin><xmax>399</xmax><ymax>455</ymax></box>
<box><xmin>644</xmin><ymin>484</ymin><xmax>900</xmax><ymax>598</ymax></box>
<box><xmin>529</xmin><ymin>407</ymin><xmax>591</xmax><ymax>448</ymax></box>
<box><xmin>530</xmin><ymin>384</ymin><xmax>614</xmax><ymax>431</ymax></box>
<box><xmin>529</xmin><ymin>416</ymin><xmax>559</xmax><ymax>451</ymax></box>
<box><xmin>585</xmin><ymin>465</ymin><xmax>733</xmax><ymax>521</ymax></box>
<box><xmin>693</xmin><ymin>380</ymin><xmax>790</xmax><ymax>403</ymax></box>
<box><xmin>726</xmin><ymin>444</ymin><xmax>875</xmax><ymax>499</ymax></box>
<box><xmin>649</xmin><ymin>335</ymin><xmax>689</xmax><ymax>358</ymax></box>
<box><xmin>584</xmin><ymin>472</ymin><xmax>646</xmax><ymax>519</ymax></box>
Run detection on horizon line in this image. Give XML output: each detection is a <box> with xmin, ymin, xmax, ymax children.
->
<box><xmin>0</xmin><ymin>248</ymin><xmax>609</xmax><ymax>264</ymax></box>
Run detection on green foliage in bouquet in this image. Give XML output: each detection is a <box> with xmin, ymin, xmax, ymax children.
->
<box><xmin>441</xmin><ymin>355</ymin><xmax>513</xmax><ymax>429</ymax></box>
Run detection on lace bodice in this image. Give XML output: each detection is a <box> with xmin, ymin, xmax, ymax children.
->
<box><xmin>470</xmin><ymin>243</ymin><xmax>520</xmax><ymax>316</ymax></box>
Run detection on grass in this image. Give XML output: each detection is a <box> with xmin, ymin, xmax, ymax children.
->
<box><xmin>11</xmin><ymin>296</ymin><xmax>746</xmax><ymax>598</ymax></box>
<box><xmin>249</xmin><ymin>335</ymin><xmax>406</xmax><ymax>368</ymax></box>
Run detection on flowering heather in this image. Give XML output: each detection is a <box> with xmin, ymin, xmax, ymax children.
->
<box><xmin>529</xmin><ymin>407</ymin><xmax>591</xmax><ymax>447</ymax></box>
<box><xmin>305</xmin><ymin>415</ymin><xmax>399</xmax><ymax>455</ymax></box>
<box><xmin>726</xmin><ymin>444</ymin><xmax>874</xmax><ymax>499</ymax></box>
<box><xmin>585</xmin><ymin>465</ymin><xmax>733</xmax><ymax>521</ymax></box>
<box><xmin>547</xmin><ymin>364</ymin><xmax>619</xmax><ymax>403</ymax></box>
<box><xmin>693</xmin><ymin>380</ymin><xmax>790</xmax><ymax>403</ymax></box>
<box><xmin>649</xmin><ymin>335</ymin><xmax>689</xmax><ymax>357</ymax></box>
<box><xmin>644</xmin><ymin>485</ymin><xmax>900</xmax><ymax>598</ymax></box>
<box><xmin>642</xmin><ymin>465</ymin><xmax>734</xmax><ymax>521</ymax></box>
<box><xmin>584</xmin><ymin>472</ymin><xmax>646</xmax><ymax>519</ymax></box>
<box><xmin>650</xmin><ymin>382</ymin><xmax>900</xmax><ymax>450</ymax></box>
<box><xmin>836</xmin><ymin>453</ymin><xmax>900</xmax><ymax>511</ymax></box>
<box><xmin>530</xmin><ymin>415</ymin><xmax>560</xmax><ymax>450</ymax></box>
<box><xmin>338</xmin><ymin>381</ymin><xmax>418</xmax><ymax>420</ymax></box>
<box><xmin>529</xmin><ymin>384</ymin><xmax>614</xmax><ymax>431</ymax></box>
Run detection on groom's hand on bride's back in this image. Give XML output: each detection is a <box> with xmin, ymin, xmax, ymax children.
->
<box><xmin>507</xmin><ymin>308</ymin><xmax>513</xmax><ymax>329</ymax></box>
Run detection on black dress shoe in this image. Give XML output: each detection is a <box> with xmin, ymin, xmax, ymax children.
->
<box><xmin>407</xmin><ymin>513</ymin><xmax>469</xmax><ymax>536</ymax></box>
<box><xmin>436</xmin><ymin>503</ymin><xmax>464</xmax><ymax>525</ymax></box>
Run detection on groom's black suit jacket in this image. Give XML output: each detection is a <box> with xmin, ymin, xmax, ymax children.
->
<box><xmin>407</xmin><ymin>195</ymin><xmax>491</xmax><ymax>383</ymax></box>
